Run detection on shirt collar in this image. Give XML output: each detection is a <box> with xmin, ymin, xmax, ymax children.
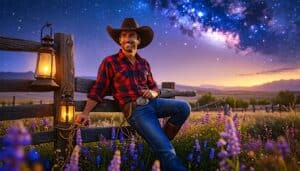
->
<box><xmin>118</xmin><ymin>49</ymin><xmax>142</xmax><ymax>64</ymax></box>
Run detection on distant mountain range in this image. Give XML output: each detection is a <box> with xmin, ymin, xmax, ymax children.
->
<box><xmin>1</xmin><ymin>72</ymin><xmax>300</xmax><ymax>92</ymax></box>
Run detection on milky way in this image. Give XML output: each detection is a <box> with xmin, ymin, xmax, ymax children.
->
<box><xmin>150</xmin><ymin>0</ymin><xmax>300</xmax><ymax>61</ymax></box>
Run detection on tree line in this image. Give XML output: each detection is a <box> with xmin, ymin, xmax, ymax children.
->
<box><xmin>189</xmin><ymin>90</ymin><xmax>300</xmax><ymax>112</ymax></box>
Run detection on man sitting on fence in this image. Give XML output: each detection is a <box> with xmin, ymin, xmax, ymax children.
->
<box><xmin>76</xmin><ymin>18</ymin><xmax>191</xmax><ymax>171</ymax></box>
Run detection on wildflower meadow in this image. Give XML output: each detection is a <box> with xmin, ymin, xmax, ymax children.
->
<box><xmin>0</xmin><ymin>110</ymin><xmax>299</xmax><ymax>171</ymax></box>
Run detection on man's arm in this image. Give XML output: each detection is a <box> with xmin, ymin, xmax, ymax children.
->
<box><xmin>75</xmin><ymin>98</ymin><xmax>98</xmax><ymax>125</ymax></box>
<box><xmin>76</xmin><ymin>58</ymin><xmax>113</xmax><ymax>125</ymax></box>
<box><xmin>82</xmin><ymin>98</ymin><xmax>98</xmax><ymax>115</ymax></box>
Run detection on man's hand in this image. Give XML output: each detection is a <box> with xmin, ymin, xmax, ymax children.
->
<box><xmin>75</xmin><ymin>113</ymin><xmax>90</xmax><ymax>126</ymax></box>
<box><xmin>142</xmin><ymin>89</ymin><xmax>159</xmax><ymax>99</ymax></box>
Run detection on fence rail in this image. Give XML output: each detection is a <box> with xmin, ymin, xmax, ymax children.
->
<box><xmin>0</xmin><ymin>126</ymin><xmax>135</xmax><ymax>146</ymax></box>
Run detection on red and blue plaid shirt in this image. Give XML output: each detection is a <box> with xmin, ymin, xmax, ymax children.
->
<box><xmin>87</xmin><ymin>50</ymin><xmax>159</xmax><ymax>107</ymax></box>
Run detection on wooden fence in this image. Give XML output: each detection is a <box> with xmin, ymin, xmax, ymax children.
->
<box><xmin>0</xmin><ymin>33</ymin><xmax>196</xmax><ymax>164</ymax></box>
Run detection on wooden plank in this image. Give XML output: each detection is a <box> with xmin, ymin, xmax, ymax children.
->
<box><xmin>0</xmin><ymin>126</ymin><xmax>135</xmax><ymax>145</ymax></box>
<box><xmin>75</xmin><ymin>77</ymin><xmax>95</xmax><ymax>93</ymax></box>
<box><xmin>0</xmin><ymin>36</ymin><xmax>41</xmax><ymax>52</ymax></box>
<box><xmin>31</xmin><ymin>131</ymin><xmax>55</xmax><ymax>144</ymax></box>
<box><xmin>0</xmin><ymin>79</ymin><xmax>59</xmax><ymax>92</ymax></box>
<box><xmin>75</xmin><ymin>99</ymin><xmax>120</xmax><ymax>112</ymax></box>
<box><xmin>0</xmin><ymin>79</ymin><xmax>33</xmax><ymax>92</ymax></box>
<box><xmin>0</xmin><ymin>104</ymin><xmax>53</xmax><ymax>121</ymax></box>
<box><xmin>75</xmin><ymin>77</ymin><xmax>196</xmax><ymax>97</ymax></box>
<box><xmin>159</xmin><ymin>89</ymin><xmax>196</xmax><ymax>98</ymax></box>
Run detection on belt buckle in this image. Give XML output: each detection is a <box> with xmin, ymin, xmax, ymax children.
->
<box><xmin>136</xmin><ymin>97</ymin><xmax>149</xmax><ymax>106</ymax></box>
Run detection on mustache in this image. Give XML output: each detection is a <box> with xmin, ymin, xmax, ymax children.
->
<box><xmin>125</xmin><ymin>41</ymin><xmax>134</xmax><ymax>44</ymax></box>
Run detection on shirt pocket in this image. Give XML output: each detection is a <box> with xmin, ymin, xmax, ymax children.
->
<box><xmin>138</xmin><ymin>68</ymin><xmax>149</xmax><ymax>84</ymax></box>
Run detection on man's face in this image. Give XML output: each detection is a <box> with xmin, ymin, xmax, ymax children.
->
<box><xmin>119</xmin><ymin>31</ymin><xmax>140</xmax><ymax>53</ymax></box>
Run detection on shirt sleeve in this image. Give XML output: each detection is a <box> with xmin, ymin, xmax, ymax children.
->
<box><xmin>87</xmin><ymin>59</ymin><xmax>113</xmax><ymax>102</ymax></box>
<box><xmin>145</xmin><ymin>60</ymin><xmax>160</xmax><ymax>93</ymax></box>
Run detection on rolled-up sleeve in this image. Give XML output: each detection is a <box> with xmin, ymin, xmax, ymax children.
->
<box><xmin>87</xmin><ymin>59</ymin><xmax>112</xmax><ymax>102</ymax></box>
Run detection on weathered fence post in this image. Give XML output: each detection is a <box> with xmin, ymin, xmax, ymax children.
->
<box><xmin>162</xmin><ymin>82</ymin><xmax>175</xmax><ymax>99</ymax></box>
<box><xmin>53</xmin><ymin>33</ymin><xmax>75</xmax><ymax>168</ymax></box>
<box><xmin>161</xmin><ymin>82</ymin><xmax>175</xmax><ymax>124</ymax></box>
<box><xmin>224</xmin><ymin>104</ymin><xmax>230</xmax><ymax>116</ymax></box>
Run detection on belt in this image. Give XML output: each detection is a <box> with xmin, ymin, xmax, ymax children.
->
<box><xmin>121</xmin><ymin>97</ymin><xmax>149</xmax><ymax>119</ymax></box>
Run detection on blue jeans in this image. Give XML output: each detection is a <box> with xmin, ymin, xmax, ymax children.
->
<box><xmin>126</xmin><ymin>98</ymin><xmax>191</xmax><ymax>171</ymax></box>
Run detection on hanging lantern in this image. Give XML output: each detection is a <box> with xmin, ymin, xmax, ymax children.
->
<box><xmin>32</xmin><ymin>23</ymin><xmax>59</xmax><ymax>90</ymax></box>
<box><xmin>58</xmin><ymin>94</ymin><xmax>75</xmax><ymax>125</ymax></box>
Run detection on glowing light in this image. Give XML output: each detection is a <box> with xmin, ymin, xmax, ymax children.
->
<box><xmin>197</xmin><ymin>11</ymin><xmax>204</xmax><ymax>17</ymax></box>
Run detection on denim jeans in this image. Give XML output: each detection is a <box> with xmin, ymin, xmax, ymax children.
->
<box><xmin>126</xmin><ymin>98</ymin><xmax>191</xmax><ymax>171</ymax></box>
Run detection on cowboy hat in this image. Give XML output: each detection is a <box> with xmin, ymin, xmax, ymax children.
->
<box><xmin>106</xmin><ymin>18</ymin><xmax>154</xmax><ymax>49</ymax></box>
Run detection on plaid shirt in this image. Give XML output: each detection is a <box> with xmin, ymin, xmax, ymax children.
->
<box><xmin>87</xmin><ymin>50</ymin><xmax>159</xmax><ymax>107</ymax></box>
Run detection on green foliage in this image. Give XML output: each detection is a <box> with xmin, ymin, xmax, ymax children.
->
<box><xmin>225</xmin><ymin>96</ymin><xmax>236</xmax><ymax>108</ymax></box>
<box><xmin>273</xmin><ymin>90</ymin><xmax>297</xmax><ymax>110</ymax></box>
<box><xmin>257</xmin><ymin>99</ymin><xmax>270</xmax><ymax>105</ymax></box>
<box><xmin>196</xmin><ymin>92</ymin><xmax>216</xmax><ymax>106</ymax></box>
<box><xmin>235</xmin><ymin>99</ymin><xmax>249</xmax><ymax>109</ymax></box>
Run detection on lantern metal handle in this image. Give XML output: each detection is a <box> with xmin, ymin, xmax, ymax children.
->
<box><xmin>40</xmin><ymin>23</ymin><xmax>53</xmax><ymax>44</ymax></box>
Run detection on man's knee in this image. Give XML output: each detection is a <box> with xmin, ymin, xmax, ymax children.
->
<box><xmin>179</xmin><ymin>101</ymin><xmax>191</xmax><ymax>118</ymax></box>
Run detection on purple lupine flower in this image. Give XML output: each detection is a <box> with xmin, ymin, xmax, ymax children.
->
<box><xmin>64</xmin><ymin>145</ymin><xmax>80</xmax><ymax>171</ymax></box>
<box><xmin>204</xmin><ymin>112</ymin><xmax>210</xmax><ymax>123</ymax></box>
<box><xmin>219</xmin><ymin>159</ymin><xmax>230</xmax><ymax>171</ymax></box>
<box><xmin>217</xmin><ymin>116</ymin><xmax>241</xmax><ymax>170</ymax></box>
<box><xmin>138</xmin><ymin>143</ymin><xmax>144</xmax><ymax>154</ymax></box>
<box><xmin>240</xmin><ymin>164</ymin><xmax>246</xmax><ymax>171</ymax></box>
<box><xmin>111</xmin><ymin>127</ymin><xmax>116</xmax><ymax>140</ymax></box>
<box><xmin>129</xmin><ymin>136</ymin><xmax>136</xmax><ymax>157</ymax></box>
<box><xmin>203</xmin><ymin>140</ymin><xmax>208</xmax><ymax>149</ymax></box>
<box><xmin>200</xmin><ymin>117</ymin><xmax>206</xmax><ymax>124</ymax></box>
<box><xmin>194</xmin><ymin>139</ymin><xmax>201</xmax><ymax>152</ymax></box>
<box><xmin>111</xmin><ymin>143</ymin><xmax>117</xmax><ymax>152</ymax></box>
<box><xmin>76</xmin><ymin>129</ymin><xmax>82</xmax><ymax>146</ymax></box>
<box><xmin>217</xmin><ymin>150</ymin><xmax>228</xmax><ymax>159</ymax></box>
<box><xmin>119</xmin><ymin>131</ymin><xmax>125</xmax><ymax>142</ymax></box>
<box><xmin>243</xmin><ymin>139</ymin><xmax>262</xmax><ymax>151</ymax></box>
<box><xmin>216</xmin><ymin>112</ymin><xmax>223</xmax><ymax>123</ymax></box>
<box><xmin>129</xmin><ymin>136</ymin><xmax>138</xmax><ymax>170</ymax></box>
<box><xmin>31</xmin><ymin>121</ymin><xmax>37</xmax><ymax>131</ymax></box>
<box><xmin>80</xmin><ymin>146</ymin><xmax>91</xmax><ymax>160</ymax></box>
<box><xmin>151</xmin><ymin>160</ymin><xmax>160</xmax><ymax>171</ymax></box>
<box><xmin>233</xmin><ymin>113</ymin><xmax>239</xmax><ymax>129</ymax></box>
<box><xmin>264</xmin><ymin>139</ymin><xmax>276</xmax><ymax>151</ymax></box>
<box><xmin>108</xmin><ymin>150</ymin><xmax>121</xmax><ymax>171</ymax></box>
<box><xmin>217</xmin><ymin>139</ymin><xmax>227</xmax><ymax>147</ymax></box>
<box><xmin>99</xmin><ymin>134</ymin><xmax>110</xmax><ymax>147</ymax></box>
<box><xmin>277</xmin><ymin>137</ymin><xmax>290</xmax><ymax>158</ymax></box>
<box><xmin>26</xmin><ymin>148</ymin><xmax>40</xmax><ymax>162</ymax></box>
<box><xmin>223</xmin><ymin>117</ymin><xmax>241</xmax><ymax>156</ymax></box>
<box><xmin>42</xmin><ymin>118</ymin><xmax>49</xmax><ymax>127</ymax></box>
<box><xmin>96</xmin><ymin>155</ymin><xmax>102</xmax><ymax>166</ymax></box>
<box><xmin>209</xmin><ymin>148</ymin><xmax>215</xmax><ymax>160</ymax></box>
<box><xmin>0</xmin><ymin>121</ymin><xmax>31</xmax><ymax>171</ymax></box>
<box><xmin>196</xmin><ymin>155</ymin><xmax>201</xmax><ymax>164</ymax></box>
<box><xmin>121</xmin><ymin>153</ymin><xmax>128</xmax><ymax>163</ymax></box>
<box><xmin>187</xmin><ymin>152</ymin><xmax>194</xmax><ymax>162</ymax></box>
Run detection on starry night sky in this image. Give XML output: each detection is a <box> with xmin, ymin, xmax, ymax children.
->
<box><xmin>0</xmin><ymin>0</ymin><xmax>300</xmax><ymax>87</ymax></box>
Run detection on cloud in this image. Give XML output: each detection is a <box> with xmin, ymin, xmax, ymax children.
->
<box><xmin>238</xmin><ymin>66</ymin><xmax>300</xmax><ymax>76</ymax></box>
